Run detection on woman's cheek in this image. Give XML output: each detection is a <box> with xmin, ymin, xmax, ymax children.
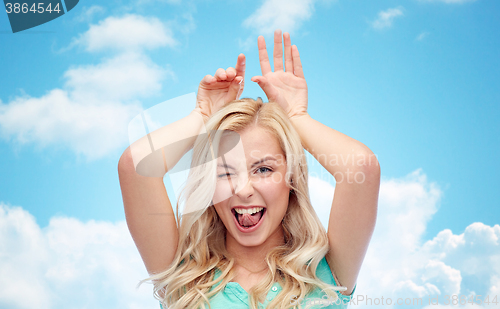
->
<box><xmin>213</xmin><ymin>179</ymin><xmax>237</xmax><ymax>204</ymax></box>
<box><xmin>270</xmin><ymin>172</ymin><xmax>284</xmax><ymax>184</ymax></box>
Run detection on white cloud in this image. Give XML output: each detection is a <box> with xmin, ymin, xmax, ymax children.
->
<box><xmin>0</xmin><ymin>52</ymin><xmax>169</xmax><ymax>159</ymax></box>
<box><xmin>310</xmin><ymin>168</ymin><xmax>441</xmax><ymax>245</ymax></box>
<box><xmin>372</xmin><ymin>7</ymin><xmax>404</xmax><ymax>30</ymax></box>
<box><xmin>75</xmin><ymin>5</ymin><xmax>105</xmax><ymax>23</ymax></box>
<box><xmin>174</xmin><ymin>12</ymin><xmax>196</xmax><ymax>35</ymax></box>
<box><xmin>417</xmin><ymin>31</ymin><xmax>430</xmax><ymax>41</ymax></box>
<box><xmin>238</xmin><ymin>36</ymin><xmax>254</xmax><ymax>51</ymax></box>
<box><xmin>0</xmin><ymin>204</ymin><xmax>52</xmax><ymax>308</ymax></box>
<box><xmin>0</xmin><ymin>89</ymin><xmax>141</xmax><ymax>159</ymax></box>
<box><xmin>0</xmin><ymin>15</ymin><xmax>176</xmax><ymax>160</ymax></box>
<box><xmin>75</xmin><ymin>14</ymin><xmax>177</xmax><ymax>52</ymax></box>
<box><xmin>64</xmin><ymin>52</ymin><xmax>169</xmax><ymax>101</ymax></box>
<box><xmin>243</xmin><ymin>0</ymin><xmax>316</xmax><ymax>35</ymax></box>
<box><xmin>309</xmin><ymin>169</ymin><xmax>500</xmax><ymax>308</ymax></box>
<box><xmin>309</xmin><ymin>175</ymin><xmax>335</xmax><ymax>228</ymax></box>
<box><xmin>0</xmin><ymin>204</ymin><xmax>157</xmax><ymax>309</ymax></box>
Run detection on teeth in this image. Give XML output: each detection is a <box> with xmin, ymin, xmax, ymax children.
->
<box><xmin>234</xmin><ymin>207</ymin><xmax>263</xmax><ymax>215</ymax></box>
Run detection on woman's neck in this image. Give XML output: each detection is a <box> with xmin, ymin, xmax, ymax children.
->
<box><xmin>225</xmin><ymin>225</ymin><xmax>285</xmax><ymax>272</ymax></box>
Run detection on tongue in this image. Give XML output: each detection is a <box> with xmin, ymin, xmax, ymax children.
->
<box><xmin>237</xmin><ymin>211</ymin><xmax>263</xmax><ymax>227</ymax></box>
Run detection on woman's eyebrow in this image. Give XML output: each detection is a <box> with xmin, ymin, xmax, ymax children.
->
<box><xmin>217</xmin><ymin>163</ymin><xmax>235</xmax><ymax>170</ymax></box>
<box><xmin>251</xmin><ymin>156</ymin><xmax>277</xmax><ymax>168</ymax></box>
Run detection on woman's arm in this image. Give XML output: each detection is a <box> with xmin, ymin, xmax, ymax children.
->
<box><xmin>290</xmin><ymin>114</ymin><xmax>380</xmax><ymax>295</ymax></box>
<box><xmin>118</xmin><ymin>109</ymin><xmax>205</xmax><ymax>275</ymax></box>
<box><xmin>118</xmin><ymin>54</ymin><xmax>246</xmax><ymax>275</ymax></box>
<box><xmin>252</xmin><ymin>30</ymin><xmax>380</xmax><ymax>294</ymax></box>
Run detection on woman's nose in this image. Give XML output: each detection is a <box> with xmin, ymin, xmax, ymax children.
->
<box><xmin>234</xmin><ymin>173</ymin><xmax>254</xmax><ymax>199</ymax></box>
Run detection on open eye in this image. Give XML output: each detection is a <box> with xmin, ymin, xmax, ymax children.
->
<box><xmin>256</xmin><ymin>166</ymin><xmax>272</xmax><ymax>174</ymax></box>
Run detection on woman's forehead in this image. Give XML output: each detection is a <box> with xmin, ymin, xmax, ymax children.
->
<box><xmin>217</xmin><ymin>128</ymin><xmax>286</xmax><ymax>167</ymax></box>
<box><xmin>220</xmin><ymin>128</ymin><xmax>283</xmax><ymax>155</ymax></box>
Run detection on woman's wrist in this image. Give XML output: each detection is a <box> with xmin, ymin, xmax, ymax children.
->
<box><xmin>289</xmin><ymin>112</ymin><xmax>311</xmax><ymax>134</ymax></box>
<box><xmin>191</xmin><ymin>107</ymin><xmax>207</xmax><ymax>123</ymax></box>
<box><xmin>289</xmin><ymin>110</ymin><xmax>309</xmax><ymax>122</ymax></box>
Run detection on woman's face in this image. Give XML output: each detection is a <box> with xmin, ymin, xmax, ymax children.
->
<box><xmin>213</xmin><ymin>125</ymin><xmax>290</xmax><ymax>249</ymax></box>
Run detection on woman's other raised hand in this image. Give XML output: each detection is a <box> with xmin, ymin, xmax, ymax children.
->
<box><xmin>251</xmin><ymin>29</ymin><xmax>308</xmax><ymax>119</ymax></box>
<box><xmin>195</xmin><ymin>53</ymin><xmax>246</xmax><ymax>122</ymax></box>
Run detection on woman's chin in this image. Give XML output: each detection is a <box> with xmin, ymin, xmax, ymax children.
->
<box><xmin>227</xmin><ymin>228</ymin><xmax>267</xmax><ymax>248</ymax></box>
<box><xmin>237</xmin><ymin>239</ymin><xmax>267</xmax><ymax>249</ymax></box>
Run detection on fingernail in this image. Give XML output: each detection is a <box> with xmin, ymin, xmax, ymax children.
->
<box><xmin>238</xmin><ymin>79</ymin><xmax>243</xmax><ymax>85</ymax></box>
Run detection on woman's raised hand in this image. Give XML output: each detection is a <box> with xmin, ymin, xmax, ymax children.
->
<box><xmin>251</xmin><ymin>30</ymin><xmax>308</xmax><ymax>119</ymax></box>
<box><xmin>195</xmin><ymin>54</ymin><xmax>246</xmax><ymax>122</ymax></box>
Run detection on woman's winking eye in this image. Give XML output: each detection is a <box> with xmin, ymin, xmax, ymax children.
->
<box><xmin>217</xmin><ymin>172</ymin><xmax>234</xmax><ymax>179</ymax></box>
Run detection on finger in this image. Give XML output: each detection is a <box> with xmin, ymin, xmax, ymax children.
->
<box><xmin>226</xmin><ymin>76</ymin><xmax>243</xmax><ymax>102</ymax></box>
<box><xmin>226</xmin><ymin>67</ymin><xmax>237</xmax><ymax>81</ymax></box>
<box><xmin>236</xmin><ymin>77</ymin><xmax>244</xmax><ymax>100</ymax></box>
<box><xmin>251</xmin><ymin>76</ymin><xmax>279</xmax><ymax>101</ymax></box>
<box><xmin>273</xmin><ymin>29</ymin><xmax>284</xmax><ymax>72</ymax></box>
<box><xmin>258</xmin><ymin>36</ymin><xmax>272</xmax><ymax>75</ymax></box>
<box><xmin>214</xmin><ymin>68</ymin><xmax>227</xmax><ymax>81</ymax></box>
<box><xmin>201</xmin><ymin>74</ymin><xmax>216</xmax><ymax>84</ymax></box>
<box><xmin>283</xmin><ymin>32</ymin><xmax>293</xmax><ymax>73</ymax></box>
<box><xmin>235</xmin><ymin>53</ymin><xmax>246</xmax><ymax>79</ymax></box>
<box><xmin>292</xmin><ymin>45</ymin><xmax>304</xmax><ymax>78</ymax></box>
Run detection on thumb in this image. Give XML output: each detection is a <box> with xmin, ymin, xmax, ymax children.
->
<box><xmin>251</xmin><ymin>76</ymin><xmax>279</xmax><ymax>102</ymax></box>
<box><xmin>200</xmin><ymin>75</ymin><xmax>216</xmax><ymax>86</ymax></box>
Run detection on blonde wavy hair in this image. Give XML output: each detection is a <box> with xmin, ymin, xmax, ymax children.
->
<box><xmin>146</xmin><ymin>98</ymin><xmax>342</xmax><ymax>308</ymax></box>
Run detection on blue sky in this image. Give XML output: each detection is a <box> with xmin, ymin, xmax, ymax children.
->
<box><xmin>1</xmin><ymin>0</ymin><xmax>499</xmax><ymax>308</ymax></box>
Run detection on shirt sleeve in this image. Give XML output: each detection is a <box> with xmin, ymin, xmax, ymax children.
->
<box><xmin>316</xmin><ymin>257</ymin><xmax>356</xmax><ymax>304</ymax></box>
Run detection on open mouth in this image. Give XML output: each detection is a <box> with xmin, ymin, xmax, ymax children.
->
<box><xmin>232</xmin><ymin>207</ymin><xmax>266</xmax><ymax>228</ymax></box>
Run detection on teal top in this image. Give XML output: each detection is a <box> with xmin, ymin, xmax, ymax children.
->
<box><xmin>160</xmin><ymin>257</ymin><xmax>354</xmax><ymax>308</ymax></box>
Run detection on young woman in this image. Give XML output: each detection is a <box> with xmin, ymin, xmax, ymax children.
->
<box><xmin>118</xmin><ymin>30</ymin><xmax>380</xmax><ymax>308</ymax></box>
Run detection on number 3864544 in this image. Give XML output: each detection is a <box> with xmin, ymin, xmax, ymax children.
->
<box><xmin>5</xmin><ymin>3</ymin><xmax>62</xmax><ymax>14</ymax></box>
